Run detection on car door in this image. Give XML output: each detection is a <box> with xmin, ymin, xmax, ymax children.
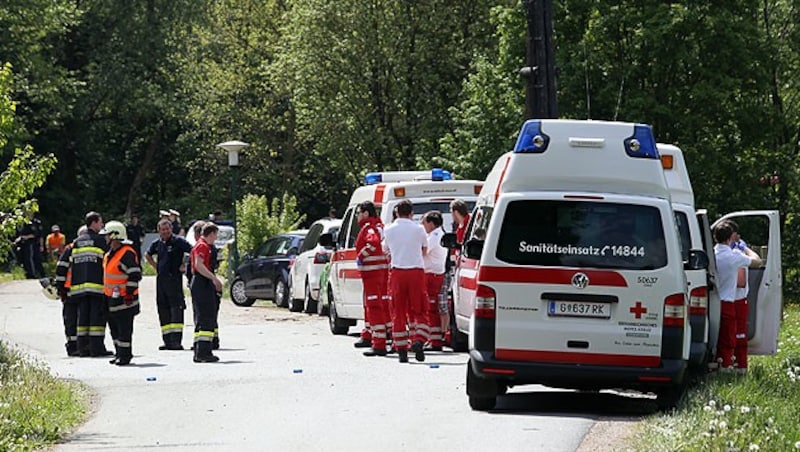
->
<box><xmin>454</xmin><ymin>206</ymin><xmax>492</xmax><ymax>334</ymax></box>
<box><xmin>263</xmin><ymin>236</ymin><xmax>294</xmax><ymax>298</ymax></box>
<box><xmin>697</xmin><ymin>210</ymin><xmax>721</xmax><ymax>355</ymax></box>
<box><xmin>292</xmin><ymin>224</ymin><xmax>323</xmax><ymax>297</ymax></box>
<box><xmin>330</xmin><ymin>208</ymin><xmax>357</xmax><ymax>317</ymax></box>
<box><xmin>711</xmin><ymin>210</ymin><xmax>782</xmax><ymax>355</ymax></box>
<box><xmin>247</xmin><ymin>239</ymin><xmax>277</xmax><ymax>297</ymax></box>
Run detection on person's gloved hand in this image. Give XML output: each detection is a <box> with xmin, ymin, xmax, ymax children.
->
<box><xmin>123</xmin><ymin>293</ymin><xmax>134</xmax><ymax>305</ymax></box>
<box><xmin>356</xmin><ymin>257</ymin><xmax>363</xmax><ymax>267</ymax></box>
<box><xmin>732</xmin><ymin>239</ymin><xmax>747</xmax><ymax>251</ymax></box>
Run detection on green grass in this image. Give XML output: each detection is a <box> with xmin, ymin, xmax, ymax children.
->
<box><xmin>0</xmin><ymin>341</ymin><xmax>88</xmax><ymax>451</ymax></box>
<box><xmin>631</xmin><ymin>305</ymin><xmax>800</xmax><ymax>451</ymax></box>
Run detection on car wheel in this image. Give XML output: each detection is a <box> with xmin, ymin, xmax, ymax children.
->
<box><xmin>303</xmin><ymin>281</ymin><xmax>318</xmax><ymax>314</ymax></box>
<box><xmin>230</xmin><ymin>277</ymin><xmax>255</xmax><ymax>307</ymax></box>
<box><xmin>328</xmin><ymin>295</ymin><xmax>349</xmax><ymax>335</ymax></box>
<box><xmin>466</xmin><ymin>359</ymin><xmax>497</xmax><ymax>411</ymax></box>
<box><xmin>275</xmin><ymin>278</ymin><xmax>290</xmax><ymax>309</ymax></box>
<box><xmin>656</xmin><ymin>383</ymin><xmax>687</xmax><ymax>412</ymax></box>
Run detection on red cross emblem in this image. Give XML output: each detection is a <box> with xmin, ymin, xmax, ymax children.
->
<box><xmin>630</xmin><ymin>301</ymin><xmax>647</xmax><ymax>319</ymax></box>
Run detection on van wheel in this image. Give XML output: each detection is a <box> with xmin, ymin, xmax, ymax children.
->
<box><xmin>656</xmin><ymin>384</ymin><xmax>686</xmax><ymax>412</ymax></box>
<box><xmin>328</xmin><ymin>296</ymin><xmax>349</xmax><ymax>335</ymax></box>
<box><xmin>466</xmin><ymin>359</ymin><xmax>497</xmax><ymax>411</ymax></box>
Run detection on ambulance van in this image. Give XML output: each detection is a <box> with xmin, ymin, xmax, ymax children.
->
<box><xmin>321</xmin><ymin>169</ymin><xmax>481</xmax><ymax>335</ymax></box>
<box><xmin>659</xmin><ymin>144</ymin><xmax>783</xmax><ymax>371</ymax></box>
<box><xmin>456</xmin><ymin>119</ymin><xmax>707</xmax><ymax>411</ymax></box>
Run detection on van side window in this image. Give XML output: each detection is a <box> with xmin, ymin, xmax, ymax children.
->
<box><xmin>467</xmin><ymin>206</ymin><xmax>493</xmax><ymax>241</ymax></box>
<box><xmin>673</xmin><ymin>211</ymin><xmax>691</xmax><ymax>261</ymax></box>
<box><xmin>346</xmin><ymin>208</ymin><xmax>360</xmax><ymax>248</ymax></box>
<box><xmin>338</xmin><ymin>208</ymin><xmax>353</xmax><ymax>249</ymax></box>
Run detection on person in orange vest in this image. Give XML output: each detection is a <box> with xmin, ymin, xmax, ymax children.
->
<box><xmin>46</xmin><ymin>224</ymin><xmax>67</xmax><ymax>261</ymax></box>
<box><xmin>100</xmin><ymin>221</ymin><xmax>142</xmax><ymax>366</ymax></box>
<box><xmin>55</xmin><ymin>225</ymin><xmax>87</xmax><ymax>357</ymax></box>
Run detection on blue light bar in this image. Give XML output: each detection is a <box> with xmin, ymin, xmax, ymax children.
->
<box><xmin>432</xmin><ymin>168</ymin><xmax>444</xmax><ymax>181</ymax></box>
<box><xmin>514</xmin><ymin>120</ymin><xmax>551</xmax><ymax>153</ymax></box>
<box><xmin>624</xmin><ymin>124</ymin><xmax>659</xmax><ymax>159</ymax></box>
<box><xmin>442</xmin><ymin>170</ymin><xmax>453</xmax><ymax>180</ymax></box>
<box><xmin>364</xmin><ymin>173</ymin><xmax>383</xmax><ymax>185</ymax></box>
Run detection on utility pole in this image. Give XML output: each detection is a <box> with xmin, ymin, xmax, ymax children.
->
<box><xmin>519</xmin><ymin>0</ymin><xmax>558</xmax><ymax>119</ymax></box>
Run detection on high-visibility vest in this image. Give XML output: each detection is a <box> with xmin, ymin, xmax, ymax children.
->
<box><xmin>47</xmin><ymin>232</ymin><xmax>66</xmax><ymax>253</ymax></box>
<box><xmin>103</xmin><ymin>245</ymin><xmax>139</xmax><ymax>298</ymax></box>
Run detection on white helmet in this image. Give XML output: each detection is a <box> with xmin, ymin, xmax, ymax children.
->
<box><xmin>99</xmin><ymin>220</ymin><xmax>128</xmax><ymax>242</ymax></box>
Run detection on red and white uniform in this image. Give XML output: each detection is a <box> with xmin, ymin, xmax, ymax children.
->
<box><xmin>383</xmin><ymin>218</ymin><xmax>428</xmax><ymax>351</ymax></box>
<box><xmin>355</xmin><ymin>216</ymin><xmax>389</xmax><ymax>349</ymax></box>
<box><xmin>424</xmin><ymin>227</ymin><xmax>447</xmax><ymax>347</ymax></box>
<box><xmin>714</xmin><ymin>244</ymin><xmax>754</xmax><ymax>369</ymax></box>
<box><xmin>734</xmin><ymin>258</ymin><xmax>750</xmax><ymax>369</ymax></box>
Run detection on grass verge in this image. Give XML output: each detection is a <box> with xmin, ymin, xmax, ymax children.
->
<box><xmin>0</xmin><ymin>341</ymin><xmax>88</xmax><ymax>451</ymax></box>
<box><xmin>630</xmin><ymin>304</ymin><xmax>800</xmax><ymax>451</ymax></box>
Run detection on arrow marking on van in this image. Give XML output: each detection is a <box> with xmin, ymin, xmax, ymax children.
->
<box><xmin>630</xmin><ymin>301</ymin><xmax>648</xmax><ymax>319</ymax></box>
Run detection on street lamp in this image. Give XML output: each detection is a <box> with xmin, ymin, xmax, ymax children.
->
<box><xmin>216</xmin><ymin>140</ymin><xmax>249</xmax><ymax>271</ymax></box>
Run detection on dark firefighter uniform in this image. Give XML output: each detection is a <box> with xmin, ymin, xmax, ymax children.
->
<box><xmin>147</xmin><ymin>233</ymin><xmax>192</xmax><ymax>349</ymax></box>
<box><xmin>55</xmin><ymin>243</ymin><xmax>78</xmax><ymax>356</ymax></box>
<box><xmin>189</xmin><ymin>236</ymin><xmax>219</xmax><ymax>362</ymax></box>
<box><xmin>104</xmin><ymin>243</ymin><xmax>142</xmax><ymax>365</ymax></box>
<box><xmin>187</xmin><ymin>245</ymin><xmax>220</xmax><ymax>349</ymax></box>
<box><xmin>70</xmin><ymin>229</ymin><xmax>111</xmax><ymax>356</ymax></box>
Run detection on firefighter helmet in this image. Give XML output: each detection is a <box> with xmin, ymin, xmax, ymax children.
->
<box><xmin>99</xmin><ymin>221</ymin><xmax>128</xmax><ymax>242</ymax></box>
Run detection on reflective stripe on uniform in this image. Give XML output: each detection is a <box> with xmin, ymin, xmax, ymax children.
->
<box><xmin>161</xmin><ymin>323</ymin><xmax>183</xmax><ymax>334</ymax></box>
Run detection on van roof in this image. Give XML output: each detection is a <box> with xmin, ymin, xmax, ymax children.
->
<box><xmin>349</xmin><ymin>178</ymin><xmax>483</xmax><ymax>207</ymax></box>
<box><xmin>657</xmin><ymin>143</ymin><xmax>695</xmax><ymax>207</ymax></box>
<box><xmin>480</xmin><ymin>120</ymin><xmax>671</xmax><ymax>203</ymax></box>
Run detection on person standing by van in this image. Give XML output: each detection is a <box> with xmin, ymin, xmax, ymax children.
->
<box><xmin>422</xmin><ymin>211</ymin><xmax>447</xmax><ymax>351</ymax></box>
<box><xmin>727</xmin><ymin>220</ymin><xmax>758</xmax><ymax>372</ymax></box>
<box><xmin>383</xmin><ymin>200</ymin><xmax>428</xmax><ymax>363</ymax></box>
<box><xmin>713</xmin><ymin>221</ymin><xmax>762</xmax><ymax>371</ymax></box>
<box><xmin>353</xmin><ymin>201</ymin><xmax>390</xmax><ymax>356</ymax></box>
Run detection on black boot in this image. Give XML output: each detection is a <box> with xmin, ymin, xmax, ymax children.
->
<box><xmin>363</xmin><ymin>348</ymin><xmax>387</xmax><ymax>357</ymax></box>
<box><xmin>353</xmin><ymin>337</ymin><xmax>371</xmax><ymax>348</ymax></box>
<box><xmin>411</xmin><ymin>341</ymin><xmax>425</xmax><ymax>362</ymax></box>
<box><xmin>398</xmin><ymin>350</ymin><xmax>409</xmax><ymax>363</ymax></box>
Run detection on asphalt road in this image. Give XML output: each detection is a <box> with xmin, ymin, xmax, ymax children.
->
<box><xmin>0</xmin><ymin>277</ymin><xmax>650</xmax><ymax>451</ymax></box>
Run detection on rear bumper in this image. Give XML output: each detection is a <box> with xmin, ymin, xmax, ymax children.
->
<box><xmin>470</xmin><ymin>349</ymin><xmax>687</xmax><ymax>390</ymax></box>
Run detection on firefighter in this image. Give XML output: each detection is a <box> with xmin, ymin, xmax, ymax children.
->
<box><xmin>99</xmin><ymin>221</ymin><xmax>141</xmax><ymax>366</ymax></box>
<box><xmin>354</xmin><ymin>201</ymin><xmax>390</xmax><ymax>357</ymax></box>
<box><xmin>189</xmin><ymin>223</ymin><xmax>222</xmax><ymax>363</ymax></box>
<box><xmin>186</xmin><ymin>221</ymin><xmax>221</xmax><ymax>349</ymax></box>
<box><xmin>70</xmin><ymin>212</ymin><xmax>112</xmax><ymax>357</ymax></box>
<box><xmin>55</xmin><ymin>225</ymin><xmax>87</xmax><ymax>356</ymax></box>
<box><xmin>146</xmin><ymin>218</ymin><xmax>192</xmax><ymax>350</ymax></box>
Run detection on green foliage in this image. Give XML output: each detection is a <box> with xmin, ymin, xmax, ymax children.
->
<box><xmin>0</xmin><ymin>62</ymin><xmax>57</xmax><ymax>263</ymax></box>
<box><xmin>631</xmin><ymin>305</ymin><xmax>800</xmax><ymax>451</ymax></box>
<box><xmin>236</xmin><ymin>193</ymin><xmax>305</xmax><ymax>256</ymax></box>
<box><xmin>0</xmin><ymin>341</ymin><xmax>87</xmax><ymax>450</ymax></box>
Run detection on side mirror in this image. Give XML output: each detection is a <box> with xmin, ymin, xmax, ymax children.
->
<box><xmin>464</xmin><ymin>238</ymin><xmax>484</xmax><ymax>260</ymax></box>
<box><xmin>319</xmin><ymin>232</ymin><xmax>334</xmax><ymax>248</ymax></box>
<box><xmin>685</xmin><ymin>249</ymin><xmax>709</xmax><ymax>271</ymax></box>
<box><xmin>440</xmin><ymin>232</ymin><xmax>459</xmax><ymax>249</ymax></box>
<box><xmin>288</xmin><ymin>247</ymin><xmax>298</xmax><ymax>256</ymax></box>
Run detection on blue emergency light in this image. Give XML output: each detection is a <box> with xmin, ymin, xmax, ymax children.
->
<box><xmin>624</xmin><ymin>124</ymin><xmax>659</xmax><ymax>159</ymax></box>
<box><xmin>513</xmin><ymin>120</ymin><xmax>551</xmax><ymax>153</ymax></box>
<box><xmin>431</xmin><ymin>168</ymin><xmax>453</xmax><ymax>181</ymax></box>
<box><xmin>364</xmin><ymin>172</ymin><xmax>383</xmax><ymax>185</ymax></box>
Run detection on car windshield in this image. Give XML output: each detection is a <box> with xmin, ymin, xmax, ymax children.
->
<box><xmin>496</xmin><ymin>200</ymin><xmax>667</xmax><ymax>270</ymax></box>
<box><xmin>408</xmin><ymin>201</ymin><xmax>475</xmax><ymax>233</ymax></box>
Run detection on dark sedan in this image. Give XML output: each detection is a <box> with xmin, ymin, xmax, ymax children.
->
<box><xmin>229</xmin><ymin>230</ymin><xmax>307</xmax><ymax>307</ymax></box>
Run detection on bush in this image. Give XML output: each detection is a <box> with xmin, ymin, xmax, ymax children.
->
<box><xmin>235</xmin><ymin>193</ymin><xmax>305</xmax><ymax>257</ymax></box>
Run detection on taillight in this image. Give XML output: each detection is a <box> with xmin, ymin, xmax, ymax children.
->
<box><xmin>313</xmin><ymin>252</ymin><xmax>330</xmax><ymax>264</ymax></box>
<box><xmin>288</xmin><ymin>257</ymin><xmax>296</xmax><ymax>269</ymax></box>
<box><xmin>689</xmin><ymin>286</ymin><xmax>708</xmax><ymax>315</ymax></box>
<box><xmin>663</xmin><ymin>293</ymin><xmax>686</xmax><ymax>327</ymax></box>
<box><xmin>475</xmin><ymin>284</ymin><xmax>496</xmax><ymax>319</ymax></box>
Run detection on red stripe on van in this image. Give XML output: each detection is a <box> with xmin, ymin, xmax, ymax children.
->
<box><xmin>494</xmin><ymin>156</ymin><xmax>512</xmax><ymax>202</ymax></box>
<box><xmin>495</xmin><ymin>349</ymin><xmax>661</xmax><ymax>367</ymax></box>
<box><xmin>459</xmin><ymin>276</ymin><xmax>478</xmax><ymax>290</ymax></box>
<box><xmin>477</xmin><ymin>267</ymin><xmax>628</xmax><ymax>287</ymax></box>
<box><xmin>338</xmin><ymin>269</ymin><xmax>362</xmax><ymax>280</ymax></box>
<box><xmin>373</xmin><ymin>184</ymin><xmax>386</xmax><ymax>204</ymax></box>
<box><xmin>332</xmin><ymin>249</ymin><xmax>358</xmax><ymax>262</ymax></box>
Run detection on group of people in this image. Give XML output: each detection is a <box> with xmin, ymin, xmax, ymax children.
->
<box><xmin>53</xmin><ymin>211</ymin><xmax>225</xmax><ymax>365</ymax></box>
<box><xmin>353</xmin><ymin>198</ymin><xmax>470</xmax><ymax>363</ymax></box>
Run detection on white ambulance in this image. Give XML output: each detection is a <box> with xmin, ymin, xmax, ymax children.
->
<box><xmin>455</xmin><ymin>119</ymin><xmax>705</xmax><ymax>411</ymax></box>
<box><xmin>659</xmin><ymin>144</ymin><xmax>783</xmax><ymax>369</ymax></box>
<box><xmin>321</xmin><ymin>169</ymin><xmax>481</xmax><ymax>335</ymax></box>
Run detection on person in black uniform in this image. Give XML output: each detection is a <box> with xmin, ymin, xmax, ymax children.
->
<box><xmin>146</xmin><ymin>218</ymin><xmax>192</xmax><ymax>350</ymax></box>
<box><xmin>125</xmin><ymin>214</ymin><xmax>145</xmax><ymax>260</ymax></box>
<box><xmin>31</xmin><ymin>213</ymin><xmax>45</xmax><ymax>278</ymax></box>
<box><xmin>55</xmin><ymin>225</ymin><xmax>87</xmax><ymax>356</ymax></box>
<box><xmin>14</xmin><ymin>219</ymin><xmax>37</xmax><ymax>279</ymax></box>
<box><xmin>186</xmin><ymin>221</ymin><xmax>221</xmax><ymax>349</ymax></box>
<box><xmin>70</xmin><ymin>211</ymin><xmax>112</xmax><ymax>357</ymax></box>
<box><xmin>190</xmin><ymin>223</ymin><xmax>222</xmax><ymax>363</ymax></box>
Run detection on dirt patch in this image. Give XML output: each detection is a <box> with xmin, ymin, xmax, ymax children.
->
<box><xmin>576</xmin><ymin>419</ymin><xmax>638</xmax><ymax>452</ymax></box>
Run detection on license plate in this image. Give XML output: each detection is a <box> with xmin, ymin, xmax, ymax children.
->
<box><xmin>548</xmin><ymin>300</ymin><xmax>610</xmax><ymax>319</ymax></box>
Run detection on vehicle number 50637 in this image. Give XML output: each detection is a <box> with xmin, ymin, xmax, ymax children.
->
<box><xmin>548</xmin><ymin>301</ymin><xmax>610</xmax><ymax>319</ymax></box>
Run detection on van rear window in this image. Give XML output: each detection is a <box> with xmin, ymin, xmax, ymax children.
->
<box><xmin>496</xmin><ymin>200</ymin><xmax>667</xmax><ymax>270</ymax></box>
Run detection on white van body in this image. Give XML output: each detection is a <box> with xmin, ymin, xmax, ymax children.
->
<box><xmin>326</xmin><ymin>169</ymin><xmax>480</xmax><ymax>335</ymax></box>
<box><xmin>460</xmin><ymin>119</ymin><xmax>696</xmax><ymax>411</ymax></box>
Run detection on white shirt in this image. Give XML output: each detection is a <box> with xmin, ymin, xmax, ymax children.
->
<box><xmin>423</xmin><ymin>228</ymin><xmax>447</xmax><ymax>274</ymax></box>
<box><xmin>383</xmin><ymin>218</ymin><xmax>427</xmax><ymax>269</ymax></box>
<box><xmin>714</xmin><ymin>244</ymin><xmax>753</xmax><ymax>302</ymax></box>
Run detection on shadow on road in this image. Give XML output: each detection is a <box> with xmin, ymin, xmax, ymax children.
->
<box><xmin>126</xmin><ymin>362</ymin><xmax>167</xmax><ymax>368</ymax></box>
<box><xmin>490</xmin><ymin>390</ymin><xmax>656</xmax><ymax>418</ymax></box>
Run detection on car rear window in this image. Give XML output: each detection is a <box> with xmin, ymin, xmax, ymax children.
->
<box><xmin>496</xmin><ymin>200</ymin><xmax>667</xmax><ymax>270</ymax></box>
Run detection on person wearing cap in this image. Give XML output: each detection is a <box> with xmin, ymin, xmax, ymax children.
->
<box><xmin>100</xmin><ymin>221</ymin><xmax>142</xmax><ymax>366</ymax></box>
<box><xmin>70</xmin><ymin>211</ymin><xmax>112</xmax><ymax>357</ymax></box>
<box><xmin>55</xmin><ymin>225</ymin><xmax>87</xmax><ymax>357</ymax></box>
<box><xmin>146</xmin><ymin>218</ymin><xmax>193</xmax><ymax>350</ymax></box>
<box><xmin>169</xmin><ymin>209</ymin><xmax>185</xmax><ymax>237</ymax></box>
<box><xmin>46</xmin><ymin>224</ymin><xmax>67</xmax><ymax>261</ymax></box>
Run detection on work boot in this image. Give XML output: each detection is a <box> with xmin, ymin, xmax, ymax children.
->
<box><xmin>363</xmin><ymin>348</ymin><xmax>387</xmax><ymax>357</ymax></box>
<box><xmin>411</xmin><ymin>342</ymin><xmax>425</xmax><ymax>362</ymax></box>
<box><xmin>353</xmin><ymin>337</ymin><xmax>371</xmax><ymax>348</ymax></box>
<box><xmin>398</xmin><ymin>350</ymin><xmax>409</xmax><ymax>363</ymax></box>
<box><xmin>193</xmin><ymin>355</ymin><xmax>220</xmax><ymax>363</ymax></box>
<box><xmin>115</xmin><ymin>359</ymin><xmax>131</xmax><ymax>366</ymax></box>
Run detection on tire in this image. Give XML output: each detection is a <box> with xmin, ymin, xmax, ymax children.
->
<box><xmin>466</xmin><ymin>359</ymin><xmax>497</xmax><ymax>411</ymax></box>
<box><xmin>275</xmin><ymin>278</ymin><xmax>290</xmax><ymax>309</ymax></box>
<box><xmin>655</xmin><ymin>383</ymin><xmax>686</xmax><ymax>412</ymax></box>
<box><xmin>448</xmin><ymin>305</ymin><xmax>468</xmax><ymax>352</ymax></box>
<box><xmin>302</xmin><ymin>281</ymin><xmax>318</xmax><ymax>314</ymax></box>
<box><xmin>230</xmin><ymin>277</ymin><xmax>255</xmax><ymax>307</ymax></box>
<box><xmin>317</xmin><ymin>284</ymin><xmax>330</xmax><ymax>316</ymax></box>
<box><xmin>328</xmin><ymin>296</ymin><xmax>349</xmax><ymax>335</ymax></box>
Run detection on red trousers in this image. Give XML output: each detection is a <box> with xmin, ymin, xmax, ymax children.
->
<box><xmin>716</xmin><ymin>301</ymin><xmax>737</xmax><ymax>368</ymax></box>
<box><xmin>390</xmin><ymin>268</ymin><xmax>427</xmax><ymax>351</ymax></box>
<box><xmin>425</xmin><ymin>273</ymin><xmax>445</xmax><ymax>347</ymax></box>
<box><xmin>734</xmin><ymin>297</ymin><xmax>749</xmax><ymax>369</ymax></box>
<box><xmin>360</xmin><ymin>271</ymin><xmax>388</xmax><ymax>348</ymax></box>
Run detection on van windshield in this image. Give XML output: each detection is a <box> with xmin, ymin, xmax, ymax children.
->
<box><xmin>496</xmin><ymin>200</ymin><xmax>667</xmax><ymax>270</ymax></box>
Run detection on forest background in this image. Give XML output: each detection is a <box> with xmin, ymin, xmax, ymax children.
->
<box><xmin>2</xmin><ymin>0</ymin><xmax>800</xmax><ymax>297</ymax></box>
